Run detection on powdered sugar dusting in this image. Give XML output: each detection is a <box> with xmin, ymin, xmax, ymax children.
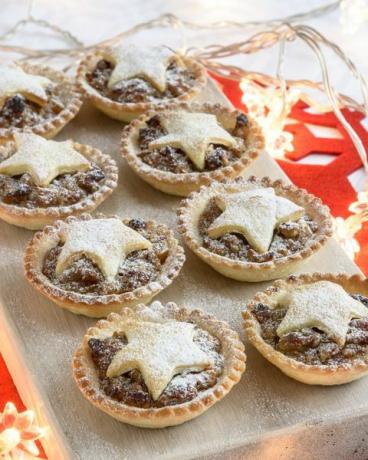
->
<box><xmin>0</xmin><ymin>133</ymin><xmax>90</xmax><ymax>187</ymax></box>
<box><xmin>56</xmin><ymin>218</ymin><xmax>152</xmax><ymax>280</ymax></box>
<box><xmin>2</xmin><ymin>78</ymin><xmax>364</xmax><ymax>460</ymax></box>
<box><xmin>0</xmin><ymin>63</ymin><xmax>52</xmax><ymax>108</ymax></box>
<box><xmin>106</xmin><ymin>318</ymin><xmax>213</xmax><ymax>400</ymax></box>
<box><xmin>108</xmin><ymin>44</ymin><xmax>175</xmax><ymax>92</ymax></box>
<box><xmin>149</xmin><ymin>111</ymin><xmax>236</xmax><ymax>170</ymax></box>
<box><xmin>276</xmin><ymin>195</ymin><xmax>304</xmax><ymax>223</ymax></box>
<box><xmin>277</xmin><ymin>281</ymin><xmax>368</xmax><ymax>345</ymax></box>
<box><xmin>207</xmin><ymin>189</ymin><xmax>306</xmax><ymax>254</ymax></box>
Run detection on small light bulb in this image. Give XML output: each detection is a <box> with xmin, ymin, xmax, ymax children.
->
<box><xmin>0</xmin><ymin>427</ymin><xmax>21</xmax><ymax>454</ymax></box>
<box><xmin>340</xmin><ymin>0</ymin><xmax>368</xmax><ymax>34</ymax></box>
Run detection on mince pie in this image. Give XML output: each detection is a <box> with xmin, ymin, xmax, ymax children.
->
<box><xmin>73</xmin><ymin>300</ymin><xmax>246</xmax><ymax>427</ymax></box>
<box><xmin>243</xmin><ymin>273</ymin><xmax>368</xmax><ymax>385</ymax></box>
<box><xmin>177</xmin><ymin>177</ymin><xmax>333</xmax><ymax>281</ymax></box>
<box><xmin>121</xmin><ymin>103</ymin><xmax>263</xmax><ymax>196</ymax></box>
<box><xmin>0</xmin><ymin>133</ymin><xmax>118</xmax><ymax>229</ymax></box>
<box><xmin>24</xmin><ymin>214</ymin><xmax>185</xmax><ymax>317</ymax></box>
<box><xmin>0</xmin><ymin>62</ymin><xmax>82</xmax><ymax>139</ymax></box>
<box><xmin>77</xmin><ymin>44</ymin><xmax>207</xmax><ymax>122</ymax></box>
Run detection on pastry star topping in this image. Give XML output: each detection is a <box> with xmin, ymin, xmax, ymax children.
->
<box><xmin>55</xmin><ymin>218</ymin><xmax>152</xmax><ymax>280</ymax></box>
<box><xmin>0</xmin><ymin>133</ymin><xmax>91</xmax><ymax>187</ymax></box>
<box><xmin>207</xmin><ymin>188</ymin><xmax>304</xmax><ymax>253</ymax></box>
<box><xmin>106</xmin><ymin>318</ymin><xmax>213</xmax><ymax>400</ymax></box>
<box><xmin>149</xmin><ymin>112</ymin><xmax>236</xmax><ymax>170</ymax></box>
<box><xmin>107</xmin><ymin>44</ymin><xmax>176</xmax><ymax>92</ymax></box>
<box><xmin>277</xmin><ymin>281</ymin><xmax>368</xmax><ymax>346</ymax></box>
<box><xmin>0</xmin><ymin>64</ymin><xmax>52</xmax><ymax>108</ymax></box>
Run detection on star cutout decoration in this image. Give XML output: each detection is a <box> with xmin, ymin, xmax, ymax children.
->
<box><xmin>0</xmin><ymin>133</ymin><xmax>91</xmax><ymax>187</ymax></box>
<box><xmin>149</xmin><ymin>112</ymin><xmax>237</xmax><ymax>170</ymax></box>
<box><xmin>0</xmin><ymin>63</ymin><xmax>52</xmax><ymax>108</ymax></box>
<box><xmin>56</xmin><ymin>218</ymin><xmax>152</xmax><ymax>280</ymax></box>
<box><xmin>207</xmin><ymin>188</ymin><xmax>304</xmax><ymax>253</ymax></box>
<box><xmin>107</xmin><ymin>44</ymin><xmax>175</xmax><ymax>92</ymax></box>
<box><xmin>106</xmin><ymin>318</ymin><xmax>213</xmax><ymax>400</ymax></box>
<box><xmin>277</xmin><ymin>281</ymin><xmax>368</xmax><ymax>346</ymax></box>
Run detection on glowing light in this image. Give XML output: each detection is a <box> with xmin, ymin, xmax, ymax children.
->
<box><xmin>334</xmin><ymin>191</ymin><xmax>368</xmax><ymax>260</ymax></box>
<box><xmin>333</xmin><ymin>216</ymin><xmax>361</xmax><ymax>260</ymax></box>
<box><xmin>240</xmin><ymin>79</ymin><xmax>298</xmax><ymax>158</ymax></box>
<box><xmin>240</xmin><ymin>79</ymin><xmax>368</xmax><ymax>262</ymax></box>
<box><xmin>0</xmin><ymin>402</ymin><xmax>46</xmax><ymax>459</ymax></box>
<box><xmin>349</xmin><ymin>191</ymin><xmax>368</xmax><ymax>215</ymax></box>
<box><xmin>340</xmin><ymin>0</ymin><xmax>368</xmax><ymax>34</ymax></box>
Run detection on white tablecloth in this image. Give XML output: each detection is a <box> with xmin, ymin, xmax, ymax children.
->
<box><xmin>0</xmin><ymin>0</ymin><xmax>367</xmax><ymax>190</ymax></box>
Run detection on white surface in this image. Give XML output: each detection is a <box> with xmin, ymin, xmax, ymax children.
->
<box><xmin>0</xmin><ymin>0</ymin><xmax>366</xmax><ymax>192</ymax></box>
<box><xmin>0</xmin><ymin>0</ymin><xmax>367</xmax><ymax>92</ymax></box>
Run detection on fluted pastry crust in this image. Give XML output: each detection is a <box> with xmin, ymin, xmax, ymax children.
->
<box><xmin>77</xmin><ymin>49</ymin><xmax>207</xmax><ymax>122</ymax></box>
<box><xmin>24</xmin><ymin>213</ymin><xmax>186</xmax><ymax>317</ymax></box>
<box><xmin>243</xmin><ymin>272</ymin><xmax>368</xmax><ymax>385</ymax></box>
<box><xmin>73</xmin><ymin>301</ymin><xmax>246</xmax><ymax>428</ymax></box>
<box><xmin>177</xmin><ymin>176</ymin><xmax>333</xmax><ymax>281</ymax></box>
<box><xmin>121</xmin><ymin>103</ymin><xmax>264</xmax><ymax>196</ymax></box>
<box><xmin>0</xmin><ymin>141</ymin><xmax>118</xmax><ymax>229</ymax></box>
<box><xmin>0</xmin><ymin>63</ymin><xmax>83</xmax><ymax>140</ymax></box>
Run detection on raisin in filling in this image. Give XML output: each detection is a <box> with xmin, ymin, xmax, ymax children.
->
<box><xmin>0</xmin><ymin>87</ymin><xmax>65</xmax><ymax>129</ymax></box>
<box><xmin>88</xmin><ymin>326</ymin><xmax>223</xmax><ymax>408</ymax></box>
<box><xmin>0</xmin><ymin>164</ymin><xmax>106</xmax><ymax>208</ymax></box>
<box><xmin>42</xmin><ymin>219</ymin><xmax>169</xmax><ymax>295</ymax></box>
<box><xmin>198</xmin><ymin>197</ymin><xmax>319</xmax><ymax>262</ymax></box>
<box><xmin>136</xmin><ymin>113</ymin><xmax>248</xmax><ymax>174</ymax></box>
<box><xmin>252</xmin><ymin>294</ymin><xmax>368</xmax><ymax>365</ymax></box>
<box><xmin>87</xmin><ymin>58</ymin><xmax>196</xmax><ymax>104</ymax></box>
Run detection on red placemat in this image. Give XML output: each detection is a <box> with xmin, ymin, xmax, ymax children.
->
<box><xmin>0</xmin><ymin>354</ymin><xmax>25</xmax><ymax>412</ymax></box>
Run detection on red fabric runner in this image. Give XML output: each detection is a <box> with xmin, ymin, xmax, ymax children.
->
<box><xmin>0</xmin><ymin>354</ymin><xmax>25</xmax><ymax>412</ymax></box>
<box><xmin>1</xmin><ymin>75</ymin><xmax>367</xmax><ymax>454</ymax></box>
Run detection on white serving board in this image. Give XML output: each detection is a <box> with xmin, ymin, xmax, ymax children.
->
<box><xmin>0</xmin><ymin>80</ymin><xmax>366</xmax><ymax>460</ymax></box>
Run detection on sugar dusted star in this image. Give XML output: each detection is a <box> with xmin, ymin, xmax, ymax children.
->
<box><xmin>56</xmin><ymin>218</ymin><xmax>152</xmax><ymax>280</ymax></box>
<box><xmin>0</xmin><ymin>63</ymin><xmax>52</xmax><ymax>108</ymax></box>
<box><xmin>0</xmin><ymin>133</ymin><xmax>91</xmax><ymax>187</ymax></box>
<box><xmin>107</xmin><ymin>44</ymin><xmax>175</xmax><ymax>92</ymax></box>
<box><xmin>208</xmin><ymin>188</ymin><xmax>304</xmax><ymax>253</ymax></box>
<box><xmin>106</xmin><ymin>318</ymin><xmax>213</xmax><ymax>400</ymax></box>
<box><xmin>149</xmin><ymin>111</ymin><xmax>237</xmax><ymax>170</ymax></box>
<box><xmin>277</xmin><ymin>281</ymin><xmax>368</xmax><ymax>346</ymax></box>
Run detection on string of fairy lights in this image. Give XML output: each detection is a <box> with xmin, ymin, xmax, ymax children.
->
<box><xmin>0</xmin><ymin>1</ymin><xmax>368</xmax><ymax>457</ymax></box>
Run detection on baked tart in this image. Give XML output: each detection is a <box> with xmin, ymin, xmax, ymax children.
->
<box><xmin>24</xmin><ymin>214</ymin><xmax>185</xmax><ymax>317</ymax></box>
<box><xmin>0</xmin><ymin>62</ymin><xmax>82</xmax><ymax>139</ymax></box>
<box><xmin>73</xmin><ymin>300</ymin><xmax>246</xmax><ymax>428</ymax></box>
<box><xmin>177</xmin><ymin>177</ymin><xmax>333</xmax><ymax>281</ymax></box>
<box><xmin>243</xmin><ymin>273</ymin><xmax>368</xmax><ymax>385</ymax></box>
<box><xmin>77</xmin><ymin>44</ymin><xmax>207</xmax><ymax>122</ymax></box>
<box><xmin>0</xmin><ymin>133</ymin><xmax>118</xmax><ymax>229</ymax></box>
<box><xmin>121</xmin><ymin>103</ymin><xmax>263</xmax><ymax>196</ymax></box>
